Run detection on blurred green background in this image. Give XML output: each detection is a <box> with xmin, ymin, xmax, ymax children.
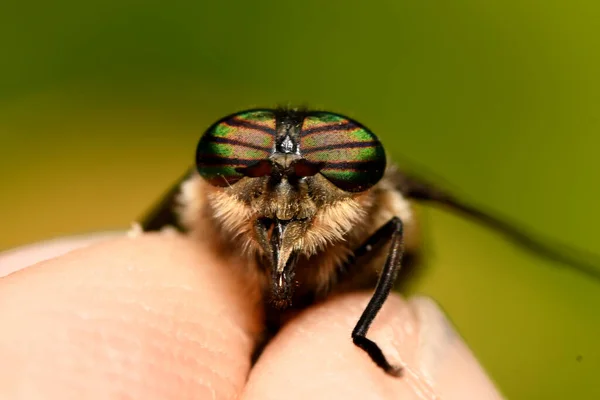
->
<box><xmin>1</xmin><ymin>0</ymin><xmax>599</xmax><ymax>398</ymax></box>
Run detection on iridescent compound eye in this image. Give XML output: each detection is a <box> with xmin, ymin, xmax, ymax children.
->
<box><xmin>196</xmin><ymin>110</ymin><xmax>277</xmax><ymax>186</ymax></box>
<box><xmin>196</xmin><ymin>109</ymin><xmax>386</xmax><ymax>191</ymax></box>
<box><xmin>299</xmin><ymin>112</ymin><xmax>386</xmax><ymax>192</ymax></box>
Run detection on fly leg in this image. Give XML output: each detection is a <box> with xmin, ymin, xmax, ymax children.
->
<box><xmin>348</xmin><ymin>217</ymin><xmax>405</xmax><ymax>377</ymax></box>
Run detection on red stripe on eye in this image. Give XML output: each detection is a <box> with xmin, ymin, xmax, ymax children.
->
<box><xmin>237</xmin><ymin>160</ymin><xmax>273</xmax><ymax>177</ymax></box>
<box><xmin>292</xmin><ymin>159</ymin><xmax>324</xmax><ymax>177</ymax></box>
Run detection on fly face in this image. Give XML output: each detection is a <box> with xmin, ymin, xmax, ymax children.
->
<box><xmin>194</xmin><ymin>109</ymin><xmax>386</xmax><ymax>309</ymax></box>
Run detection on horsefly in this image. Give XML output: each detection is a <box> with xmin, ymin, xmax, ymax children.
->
<box><xmin>139</xmin><ymin>107</ymin><xmax>600</xmax><ymax>376</ymax></box>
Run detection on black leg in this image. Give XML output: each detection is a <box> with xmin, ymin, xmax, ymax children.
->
<box><xmin>351</xmin><ymin>217</ymin><xmax>404</xmax><ymax>377</ymax></box>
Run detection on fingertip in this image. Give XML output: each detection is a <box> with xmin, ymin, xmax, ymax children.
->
<box><xmin>0</xmin><ymin>232</ymin><xmax>121</xmax><ymax>277</ymax></box>
<box><xmin>244</xmin><ymin>294</ymin><xmax>418</xmax><ymax>400</ymax></box>
<box><xmin>244</xmin><ymin>293</ymin><xmax>503</xmax><ymax>400</ymax></box>
<box><xmin>0</xmin><ymin>233</ymin><xmax>262</xmax><ymax>399</ymax></box>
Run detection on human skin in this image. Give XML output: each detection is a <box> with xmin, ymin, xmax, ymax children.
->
<box><xmin>0</xmin><ymin>233</ymin><xmax>503</xmax><ymax>399</ymax></box>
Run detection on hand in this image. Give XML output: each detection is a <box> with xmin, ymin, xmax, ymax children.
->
<box><xmin>0</xmin><ymin>233</ymin><xmax>503</xmax><ymax>399</ymax></box>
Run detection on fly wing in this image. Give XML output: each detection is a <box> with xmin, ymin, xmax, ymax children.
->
<box><xmin>139</xmin><ymin>168</ymin><xmax>195</xmax><ymax>232</ymax></box>
<box><xmin>390</xmin><ymin>167</ymin><xmax>600</xmax><ymax>281</ymax></box>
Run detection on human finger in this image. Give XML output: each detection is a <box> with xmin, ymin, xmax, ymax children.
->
<box><xmin>243</xmin><ymin>293</ymin><xmax>503</xmax><ymax>400</ymax></box>
<box><xmin>0</xmin><ymin>233</ymin><xmax>262</xmax><ymax>400</ymax></box>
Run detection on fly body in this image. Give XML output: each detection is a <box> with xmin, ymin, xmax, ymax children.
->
<box><xmin>139</xmin><ymin>107</ymin><xmax>600</xmax><ymax>377</ymax></box>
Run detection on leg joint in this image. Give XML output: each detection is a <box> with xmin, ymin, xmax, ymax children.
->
<box><xmin>390</xmin><ymin>216</ymin><xmax>403</xmax><ymax>234</ymax></box>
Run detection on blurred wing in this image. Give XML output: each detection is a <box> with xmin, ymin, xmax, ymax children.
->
<box><xmin>139</xmin><ymin>168</ymin><xmax>195</xmax><ymax>232</ymax></box>
<box><xmin>391</xmin><ymin>168</ymin><xmax>600</xmax><ymax>282</ymax></box>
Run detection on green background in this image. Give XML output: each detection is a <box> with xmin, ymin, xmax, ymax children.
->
<box><xmin>1</xmin><ymin>1</ymin><xmax>599</xmax><ymax>398</ymax></box>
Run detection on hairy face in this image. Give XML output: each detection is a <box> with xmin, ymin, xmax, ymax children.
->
<box><xmin>199</xmin><ymin>156</ymin><xmax>372</xmax><ymax>308</ymax></box>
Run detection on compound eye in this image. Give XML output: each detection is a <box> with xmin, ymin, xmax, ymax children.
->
<box><xmin>299</xmin><ymin>112</ymin><xmax>386</xmax><ymax>192</ymax></box>
<box><xmin>196</xmin><ymin>110</ymin><xmax>277</xmax><ymax>186</ymax></box>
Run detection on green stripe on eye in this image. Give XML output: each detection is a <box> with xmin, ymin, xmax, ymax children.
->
<box><xmin>322</xmin><ymin>169</ymin><xmax>377</xmax><ymax>181</ymax></box>
<box><xmin>322</xmin><ymin>169</ymin><xmax>384</xmax><ymax>192</ymax></box>
<box><xmin>308</xmin><ymin>113</ymin><xmax>346</xmax><ymax>123</ymax></box>
<box><xmin>196</xmin><ymin>109</ymin><xmax>277</xmax><ymax>187</ymax></box>
<box><xmin>237</xmin><ymin>110</ymin><xmax>274</xmax><ymax>122</ymax></box>
<box><xmin>305</xmin><ymin>147</ymin><xmax>381</xmax><ymax>163</ymax></box>
<box><xmin>350</xmin><ymin>129</ymin><xmax>375</xmax><ymax>142</ymax></box>
<box><xmin>213</xmin><ymin>124</ymin><xmax>233</xmax><ymax>137</ymax></box>
<box><xmin>300</xmin><ymin>112</ymin><xmax>386</xmax><ymax>192</ymax></box>
<box><xmin>323</xmin><ymin>169</ymin><xmax>359</xmax><ymax>178</ymax></box>
<box><xmin>204</xmin><ymin>143</ymin><xmax>269</xmax><ymax>160</ymax></box>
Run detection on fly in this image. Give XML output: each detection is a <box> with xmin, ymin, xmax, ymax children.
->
<box><xmin>138</xmin><ymin>107</ymin><xmax>600</xmax><ymax>377</ymax></box>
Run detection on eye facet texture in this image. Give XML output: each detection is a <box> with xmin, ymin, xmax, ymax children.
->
<box><xmin>300</xmin><ymin>112</ymin><xmax>386</xmax><ymax>192</ymax></box>
<box><xmin>196</xmin><ymin>110</ymin><xmax>276</xmax><ymax>186</ymax></box>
